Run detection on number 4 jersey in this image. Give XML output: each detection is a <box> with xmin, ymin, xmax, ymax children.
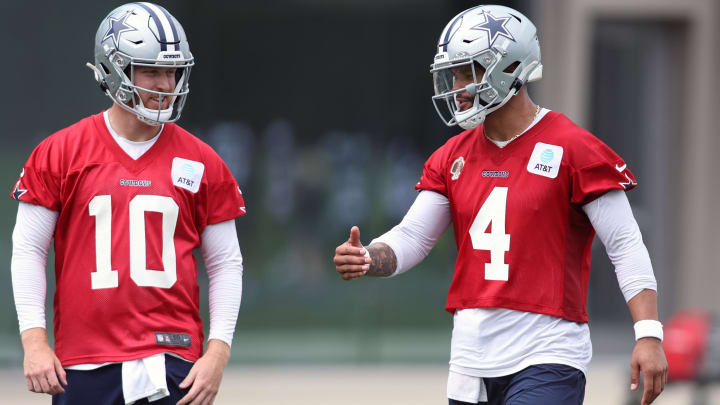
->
<box><xmin>10</xmin><ymin>112</ymin><xmax>246</xmax><ymax>366</ymax></box>
<box><xmin>416</xmin><ymin>111</ymin><xmax>636</xmax><ymax>323</ymax></box>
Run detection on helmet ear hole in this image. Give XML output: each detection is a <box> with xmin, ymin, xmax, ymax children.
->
<box><xmin>503</xmin><ymin>61</ymin><xmax>520</xmax><ymax>74</ymax></box>
<box><xmin>100</xmin><ymin>63</ymin><xmax>111</xmax><ymax>75</ymax></box>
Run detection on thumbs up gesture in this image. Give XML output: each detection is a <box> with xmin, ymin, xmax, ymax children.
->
<box><xmin>333</xmin><ymin>226</ymin><xmax>372</xmax><ymax>280</ymax></box>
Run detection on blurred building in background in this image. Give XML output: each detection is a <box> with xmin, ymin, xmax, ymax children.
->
<box><xmin>535</xmin><ymin>0</ymin><xmax>720</xmax><ymax>321</ymax></box>
<box><xmin>0</xmin><ymin>0</ymin><xmax>718</xmax><ymax>368</ymax></box>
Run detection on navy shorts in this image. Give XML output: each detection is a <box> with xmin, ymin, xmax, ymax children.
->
<box><xmin>52</xmin><ymin>354</ymin><xmax>193</xmax><ymax>405</ymax></box>
<box><xmin>449</xmin><ymin>364</ymin><xmax>586</xmax><ymax>405</ymax></box>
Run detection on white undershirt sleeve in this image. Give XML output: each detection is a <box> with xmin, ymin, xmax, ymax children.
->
<box><xmin>201</xmin><ymin>220</ymin><xmax>243</xmax><ymax>347</ymax></box>
<box><xmin>11</xmin><ymin>202</ymin><xmax>58</xmax><ymax>333</ymax></box>
<box><xmin>12</xmin><ymin>202</ymin><xmax>243</xmax><ymax>346</ymax></box>
<box><xmin>582</xmin><ymin>190</ymin><xmax>657</xmax><ymax>302</ymax></box>
<box><xmin>371</xmin><ymin>190</ymin><xmax>451</xmax><ymax>276</ymax></box>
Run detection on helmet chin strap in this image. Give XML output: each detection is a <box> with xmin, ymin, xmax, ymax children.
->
<box><xmin>86</xmin><ymin>62</ymin><xmax>103</xmax><ymax>82</ymax></box>
<box><xmin>86</xmin><ymin>62</ymin><xmax>111</xmax><ymax>94</ymax></box>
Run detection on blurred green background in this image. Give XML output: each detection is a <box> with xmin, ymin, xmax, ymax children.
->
<box><xmin>0</xmin><ymin>0</ymin><xmax>468</xmax><ymax>366</ymax></box>
<box><xmin>2</xmin><ymin>0</ymin><xmax>719</xmax><ymax>377</ymax></box>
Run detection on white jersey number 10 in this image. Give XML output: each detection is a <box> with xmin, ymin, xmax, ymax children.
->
<box><xmin>89</xmin><ymin>194</ymin><xmax>179</xmax><ymax>289</ymax></box>
<box><xmin>468</xmin><ymin>186</ymin><xmax>511</xmax><ymax>281</ymax></box>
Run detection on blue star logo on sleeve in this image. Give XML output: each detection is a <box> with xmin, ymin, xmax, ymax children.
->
<box><xmin>12</xmin><ymin>180</ymin><xmax>27</xmax><ymax>200</ymax></box>
<box><xmin>12</xmin><ymin>184</ymin><xmax>27</xmax><ymax>200</ymax></box>
<box><xmin>103</xmin><ymin>11</ymin><xmax>137</xmax><ymax>49</ymax></box>
<box><xmin>471</xmin><ymin>11</ymin><xmax>516</xmax><ymax>48</ymax></box>
<box><xmin>11</xmin><ymin>169</ymin><xmax>27</xmax><ymax>201</ymax></box>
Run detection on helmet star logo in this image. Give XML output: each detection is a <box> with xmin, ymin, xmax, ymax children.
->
<box><xmin>103</xmin><ymin>11</ymin><xmax>136</xmax><ymax>49</ymax></box>
<box><xmin>471</xmin><ymin>11</ymin><xmax>516</xmax><ymax>48</ymax></box>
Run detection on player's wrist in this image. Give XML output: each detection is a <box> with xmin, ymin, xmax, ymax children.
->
<box><xmin>633</xmin><ymin>319</ymin><xmax>663</xmax><ymax>342</ymax></box>
<box><xmin>20</xmin><ymin>328</ymin><xmax>54</xmax><ymax>354</ymax></box>
<box><xmin>20</xmin><ymin>327</ymin><xmax>48</xmax><ymax>343</ymax></box>
<box><xmin>206</xmin><ymin>338</ymin><xmax>231</xmax><ymax>361</ymax></box>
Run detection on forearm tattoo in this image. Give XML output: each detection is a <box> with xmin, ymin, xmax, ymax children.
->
<box><xmin>366</xmin><ymin>242</ymin><xmax>397</xmax><ymax>277</ymax></box>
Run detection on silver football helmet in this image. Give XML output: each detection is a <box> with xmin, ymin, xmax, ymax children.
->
<box><xmin>431</xmin><ymin>5</ymin><xmax>542</xmax><ymax>129</ymax></box>
<box><xmin>88</xmin><ymin>2</ymin><xmax>194</xmax><ymax>125</ymax></box>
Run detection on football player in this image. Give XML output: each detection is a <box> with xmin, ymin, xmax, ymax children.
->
<box><xmin>10</xmin><ymin>3</ymin><xmax>245</xmax><ymax>404</ymax></box>
<box><xmin>334</xmin><ymin>4</ymin><xmax>667</xmax><ymax>405</ymax></box>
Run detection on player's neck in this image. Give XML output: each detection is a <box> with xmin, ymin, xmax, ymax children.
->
<box><xmin>107</xmin><ymin>104</ymin><xmax>162</xmax><ymax>142</ymax></box>
<box><xmin>483</xmin><ymin>90</ymin><xmax>538</xmax><ymax>142</ymax></box>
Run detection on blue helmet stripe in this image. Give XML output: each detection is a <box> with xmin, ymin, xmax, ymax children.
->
<box><xmin>134</xmin><ymin>2</ymin><xmax>168</xmax><ymax>51</ymax></box>
<box><xmin>441</xmin><ymin>6</ymin><xmax>483</xmax><ymax>51</ymax></box>
<box><xmin>156</xmin><ymin>4</ymin><xmax>179</xmax><ymax>47</ymax></box>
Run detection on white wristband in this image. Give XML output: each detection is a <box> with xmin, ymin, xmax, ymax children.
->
<box><xmin>634</xmin><ymin>320</ymin><xmax>663</xmax><ymax>341</ymax></box>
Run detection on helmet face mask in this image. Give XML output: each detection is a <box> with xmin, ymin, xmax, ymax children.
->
<box><xmin>430</xmin><ymin>5</ymin><xmax>543</xmax><ymax>130</ymax></box>
<box><xmin>119</xmin><ymin>55</ymin><xmax>192</xmax><ymax>124</ymax></box>
<box><xmin>91</xmin><ymin>3</ymin><xmax>194</xmax><ymax>126</ymax></box>
<box><xmin>431</xmin><ymin>51</ymin><xmax>503</xmax><ymax>130</ymax></box>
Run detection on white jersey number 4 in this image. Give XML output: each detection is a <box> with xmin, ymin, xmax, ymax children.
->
<box><xmin>468</xmin><ymin>186</ymin><xmax>510</xmax><ymax>281</ymax></box>
<box><xmin>89</xmin><ymin>194</ymin><xmax>179</xmax><ymax>289</ymax></box>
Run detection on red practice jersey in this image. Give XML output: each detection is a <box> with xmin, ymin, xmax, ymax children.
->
<box><xmin>416</xmin><ymin>111</ymin><xmax>636</xmax><ymax>323</ymax></box>
<box><xmin>10</xmin><ymin>112</ymin><xmax>246</xmax><ymax>366</ymax></box>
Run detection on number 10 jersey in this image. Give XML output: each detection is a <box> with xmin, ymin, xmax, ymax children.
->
<box><xmin>416</xmin><ymin>111</ymin><xmax>636</xmax><ymax>323</ymax></box>
<box><xmin>11</xmin><ymin>112</ymin><xmax>246</xmax><ymax>366</ymax></box>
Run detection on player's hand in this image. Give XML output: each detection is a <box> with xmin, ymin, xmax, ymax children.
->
<box><xmin>177</xmin><ymin>339</ymin><xmax>230</xmax><ymax>405</ymax></box>
<box><xmin>630</xmin><ymin>337</ymin><xmax>667</xmax><ymax>405</ymax></box>
<box><xmin>334</xmin><ymin>226</ymin><xmax>371</xmax><ymax>280</ymax></box>
<box><xmin>21</xmin><ymin>328</ymin><xmax>67</xmax><ymax>395</ymax></box>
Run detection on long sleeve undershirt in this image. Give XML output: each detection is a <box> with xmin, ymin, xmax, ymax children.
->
<box><xmin>371</xmin><ymin>189</ymin><xmax>656</xmax><ymax>301</ymax></box>
<box><xmin>11</xmin><ymin>201</ymin><xmax>243</xmax><ymax>347</ymax></box>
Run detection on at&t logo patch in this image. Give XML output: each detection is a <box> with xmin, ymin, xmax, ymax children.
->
<box><xmin>171</xmin><ymin>157</ymin><xmax>205</xmax><ymax>193</ymax></box>
<box><xmin>526</xmin><ymin>142</ymin><xmax>563</xmax><ymax>179</ymax></box>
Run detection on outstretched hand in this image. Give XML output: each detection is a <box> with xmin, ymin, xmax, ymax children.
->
<box><xmin>333</xmin><ymin>226</ymin><xmax>371</xmax><ymax>280</ymax></box>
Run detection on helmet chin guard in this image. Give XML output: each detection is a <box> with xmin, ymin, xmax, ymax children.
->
<box><xmin>455</xmin><ymin>105</ymin><xmax>487</xmax><ymax>130</ymax></box>
<box><xmin>136</xmin><ymin>106</ymin><xmax>173</xmax><ymax>125</ymax></box>
<box><xmin>89</xmin><ymin>3</ymin><xmax>194</xmax><ymax>125</ymax></box>
<box><xmin>431</xmin><ymin>5</ymin><xmax>542</xmax><ymax>130</ymax></box>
